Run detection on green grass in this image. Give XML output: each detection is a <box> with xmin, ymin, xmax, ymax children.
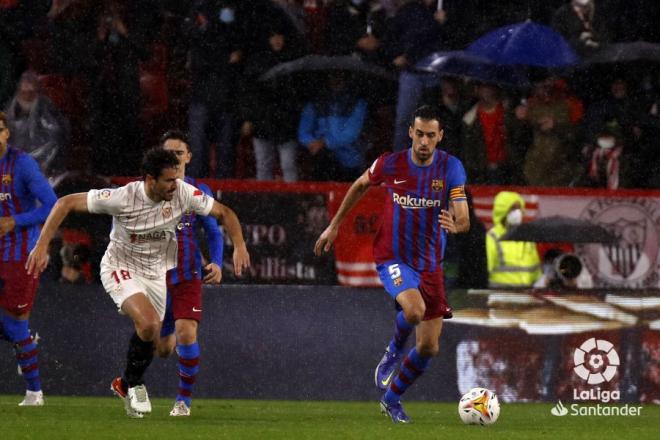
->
<box><xmin>1</xmin><ymin>396</ymin><xmax>659</xmax><ymax>440</ymax></box>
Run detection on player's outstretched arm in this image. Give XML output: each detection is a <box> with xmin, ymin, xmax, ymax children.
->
<box><xmin>209</xmin><ymin>200</ymin><xmax>250</xmax><ymax>276</ymax></box>
<box><xmin>26</xmin><ymin>193</ymin><xmax>89</xmax><ymax>277</ymax></box>
<box><xmin>314</xmin><ymin>171</ymin><xmax>371</xmax><ymax>256</ymax></box>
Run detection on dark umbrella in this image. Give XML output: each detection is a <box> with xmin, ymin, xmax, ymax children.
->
<box><xmin>500</xmin><ymin>216</ymin><xmax>617</xmax><ymax>244</ymax></box>
<box><xmin>259</xmin><ymin>54</ymin><xmax>396</xmax><ymax>82</ymax></box>
<box><xmin>584</xmin><ymin>41</ymin><xmax>660</xmax><ymax>64</ymax></box>
<box><xmin>415</xmin><ymin>51</ymin><xmax>531</xmax><ymax>88</ymax></box>
<box><xmin>467</xmin><ymin>21</ymin><xmax>579</xmax><ymax>68</ymax></box>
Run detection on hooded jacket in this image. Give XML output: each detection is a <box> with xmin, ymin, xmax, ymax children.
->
<box><xmin>486</xmin><ymin>191</ymin><xmax>541</xmax><ymax>288</ymax></box>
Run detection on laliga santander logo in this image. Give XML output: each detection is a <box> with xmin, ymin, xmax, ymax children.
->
<box><xmin>551</xmin><ymin>338</ymin><xmax>643</xmax><ymax>416</ymax></box>
<box><xmin>573</xmin><ymin>338</ymin><xmax>620</xmax><ymax>385</ymax></box>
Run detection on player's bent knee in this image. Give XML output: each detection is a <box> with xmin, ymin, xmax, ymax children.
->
<box><xmin>156</xmin><ymin>338</ymin><xmax>175</xmax><ymax>358</ymax></box>
<box><xmin>175</xmin><ymin>319</ymin><xmax>198</xmax><ymax>345</ymax></box>
<box><xmin>403</xmin><ymin>306</ymin><xmax>425</xmax><ymax>325</ymax></box>
<box><xmin>137</xmin><ymin>320</ymin><xmax>161</xmax><ymax>342</ymax></box>
<box><xmin>417</xmin><ymin>342</ymin><xmax>440</xmax><ymax>358</ymax></box>
<box><xmin>176</xmin><ymin>330</ymin><xmax>197</xmax><ymax>345</ymax></box>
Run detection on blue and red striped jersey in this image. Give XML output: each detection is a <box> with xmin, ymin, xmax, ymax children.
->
<box><xmin>368</xmin><ymin>149</ymin><xmax>467</xmax><ymax>272</ymax></box>
<box><xmin>166</xmin><ymin>177</ymin><xmax>223</xmax><ymax>285</ymax></box>
<box><xmin>0</xmin><ymin>146</ymin><xmax>57</xmax><ymax>262</ymax></box>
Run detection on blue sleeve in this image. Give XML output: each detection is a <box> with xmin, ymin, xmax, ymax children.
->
<box><xmin>447</xmin><ymin>156</ymin><xmax>467</xmax><ymax>188</ymax></box>
<box><xmin>447</xmin><ymin>156</ymin><xmax>467</xmax><ymax>202</ymax></box>
<box><xmin>13</xmin><ymin>155</ymin><xmax>58</xmax><ymax>227</ymax></box>
<box><xmin>324</xmin><ymin>99</ymin><xmax>367</xmax><ymax>148</ymax></box>
<box><xmin>298</xmin><ymin>103</ymin><xmax>317</xmax><ymax>148</ymax></box>
<box><xmin>197</xmin><ymin>183</ymin><xmax>224</xmax><ymax>265</ymax></box>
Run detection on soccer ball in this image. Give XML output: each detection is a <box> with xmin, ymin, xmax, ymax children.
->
<box><xmin>458</xmin><ymin>387</ymin><xmax>500</xmax><ymax>425</ymax></box>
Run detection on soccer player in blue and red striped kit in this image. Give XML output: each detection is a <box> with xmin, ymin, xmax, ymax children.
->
<box><xmin>0</xmin><ymin>112</ymin><xmax>57</xmax><ymax>406</ymax></box>
<box><xmin>154</xmin><ymin>130</ymin><xmax>224</xmax><ymax>416</ymax></box>
<box><xmin>315</xmin><ymin>106</ymin><xmax>470</xmax><ymax>423</ymax></box>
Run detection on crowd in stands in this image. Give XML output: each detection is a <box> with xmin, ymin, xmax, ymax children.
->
<box><xmin>1</xmin><ymin>0</ymin><xmax>660</xmax><ymax>188</ymax></box>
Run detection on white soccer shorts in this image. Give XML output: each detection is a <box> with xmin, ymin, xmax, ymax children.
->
<box><xmin>100</xmin><ymin>264</ymin><xmax>167</xmax><ymax>320</ymax></box>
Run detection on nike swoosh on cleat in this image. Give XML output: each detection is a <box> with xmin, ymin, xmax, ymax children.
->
<box><xmin>393</xmin><ymin>179</ymin><xmax>407</xmax><ymax>184</ymax></box>
<box><xmin>381</xmin><ymin>370</ymin><xmax>396</xmax><ymax>387</ymax></box>
<box><xmin>192</xmin><ymin>307</ymin><xmax>202</xmax><ymax>312</ymax></box>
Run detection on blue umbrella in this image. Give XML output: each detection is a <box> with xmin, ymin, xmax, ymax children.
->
<box><xmin>415</xmin><ymin>51</ymin><xmax>531</xmax><ymax>88</ymax></box>
<box><xmin>467</xmin><ymin>21</ymin><xmax>579</xmax><ymax>68</ymax></box>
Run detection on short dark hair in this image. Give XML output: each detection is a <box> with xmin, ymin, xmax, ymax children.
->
<box><xmin>141</xmin><ymin>147</ymin><xmax>179</xmax><ymax>180</ymax></box>
<box><xmin>0</xmin><ymin>111</ymin><xmax>7</xmax><ymax>128</ymax></box>
<box><xmin>409</xmin><ymin>105</ymin><xmax>444</xmax><ymax>129</ymax></box>
<box><xmin>160</xmin><ymin>129</ymin><xmax>189</xmax><ymax>150</ymax></box>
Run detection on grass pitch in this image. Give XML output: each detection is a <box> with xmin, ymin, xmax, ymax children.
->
<box><xmin>1</xmin><ymin>396</ymin><xmax>658</xmax><ymax>440</ymax></box>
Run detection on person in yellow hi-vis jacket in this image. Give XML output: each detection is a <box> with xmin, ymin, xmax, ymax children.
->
<box><xmin>486</xmin><ymin>191</ymin><xmax>541</xmax><ymax>288</ymax></box>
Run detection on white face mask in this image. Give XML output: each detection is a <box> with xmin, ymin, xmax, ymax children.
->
<box><xmin>506</xmin><ymin>208</ymin><xmax>523</xmax><ymax>226</ymax></box>
<box><xmin>597</xmin><ymin>137</ymin><xmax>616</xmax><ymax>149</ymax></box>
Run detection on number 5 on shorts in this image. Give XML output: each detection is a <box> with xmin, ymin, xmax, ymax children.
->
<box><xmin>388</xmin><ymin>264</ymin><xmax>401</xmax><ymax>279</ymax></box>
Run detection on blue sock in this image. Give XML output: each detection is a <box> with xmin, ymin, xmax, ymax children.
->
<box><xmin>384</xmin><ymin>348</ymin><xmax>430</xmax><ymax>405</ymax></box>
<box><xmin>2</xmin><ymin>315</ymin><xmax>41</xmax><ymax>392</ymax></box>
<box><xmin>388</xmin><ymin>311</ymin><xmax>415</xmax><ymax>354</ymax></box>
<box><xmin>176</xmin><ymin>342</ymin><xmax>200</xmax><ymax>407</ymax></box>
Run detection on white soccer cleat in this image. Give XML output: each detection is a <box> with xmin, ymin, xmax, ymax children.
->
<box><xmin>128</xmin><ymin>384</ymin><xmax>152</xmax><ymax>414</ymax></box>
<box><xmin>110</xmin><ymin>377</ymin><xmax>143</xmax><ymax>418</ymax></box>
<box><xmin>169</xmin><ymin>400</ymin><xmax>191</xmax><ymax>417</ymax></box>
<box><xmin>18</xmin><ymin>390</ymin><xmax>44</xmax><ymax>406</ymax></box>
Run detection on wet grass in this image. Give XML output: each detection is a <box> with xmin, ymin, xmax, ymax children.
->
<box><xmin>1</xmin><ymin>396</ymin><xmax>658</xmax><ymax>439</ymax></box>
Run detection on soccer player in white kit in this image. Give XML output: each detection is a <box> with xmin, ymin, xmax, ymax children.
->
<box><xmin>25</xmin><ymin>148</ymin><xmax>250</xmax><ymax>418</ymax></box>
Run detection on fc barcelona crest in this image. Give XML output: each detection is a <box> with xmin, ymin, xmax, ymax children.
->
<box><xmin>431</xmin><ymin>179</ymin><xmax>443</xmax><ymax>192</ymax></box>
<box><xmin>2</xmin><ymin>174</ymin><xmax>11</xmax><ymax>185</ymax></box>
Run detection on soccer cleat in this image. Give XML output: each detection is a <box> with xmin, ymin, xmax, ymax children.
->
<box><xmin>111</xmin><ymin>377</ymin><xmax>143</xmax><ymax>418</ymax></box>
<box><xmin>374</xmin><ymin>346</ymin><xmax>400</xmax><ymax>390</ymax></box>
<box><xmin>169</xmin><ymin>400</ymin><xmax>191</xmax><ymax>417</ymax></box>
<box><xmin>380</xmin><ymin>399</ymin><xmax>411</xmax><ymax>424</ymax></box>
<box><xmin>127</xmin><ymin>384</ymin><xmax>152</xmax><ymax>414</ymax></box>
<box><xmin>18</xmin><ymin>390</ymin><xmax>44</xmax><ymax>406</ymax></box>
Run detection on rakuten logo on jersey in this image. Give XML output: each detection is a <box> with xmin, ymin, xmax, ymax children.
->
<box><xmin>130</xmin><ymin>230</ymin><xmax>168</xmax><ymax>243</ymax></box>
<box><xmin>0</xmin><ymin>193</ymin><xmax>12</xmax><ymax>201</ymax></box>
<box><xmin>392</xmin><ymin>193</ymin><xmax>441</xmax><ymax>209</ymax></box>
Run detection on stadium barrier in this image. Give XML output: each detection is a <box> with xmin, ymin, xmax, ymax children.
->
<box><xmin>1</xmin><ymin>283</ymin><xmax>657</xmax><ymax>403</ymax></box>
<box><xmin>108</xmin><ymin>178</ymin><xmax>660</xmax><ymax>289</ymax></box>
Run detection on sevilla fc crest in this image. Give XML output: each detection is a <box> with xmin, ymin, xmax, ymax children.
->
<box><xmin>162</xmin><ymin>207</ymin><xmax>172</xmax><ymax>219</ymax></box>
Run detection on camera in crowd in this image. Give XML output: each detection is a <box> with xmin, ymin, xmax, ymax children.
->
<box><xmin>535</xmin><ymin>248</ymin><xmax>593</xmax><ymax>289</ymax></box>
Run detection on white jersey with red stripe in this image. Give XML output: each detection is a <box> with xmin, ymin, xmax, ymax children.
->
<box><xmin>87</xmin><ymin>179</ymin><xmax>213</xmax><ymax>280</ymax></box>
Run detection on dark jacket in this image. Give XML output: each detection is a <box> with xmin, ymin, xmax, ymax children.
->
<box><xmin>186</xmin><ymin>1</ymin><xmax>247</xmax><ymax>108</ymax></box>
<box><xmin>242</xmin><ymin>51</ymin><xmax>306</xmax><ymax>142</ymax></box>
<box><xmin>551</xmin><ymin>3</ymin><xmax>612</xmax><ymax>57</ymax></box>
<box><xmin>324</xmin><ymin>0</ymin><xmax>387</xmax><ymax>62</ymax></box>
<box><xmin>461</xmin><ymin>102</ymin><xmax>529</xmax><ymax>184</ymax></box>
<box><xmin>382</xmin><ymin>1</ymin><xmax>444</xmax><ymax>66</ymax></box>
